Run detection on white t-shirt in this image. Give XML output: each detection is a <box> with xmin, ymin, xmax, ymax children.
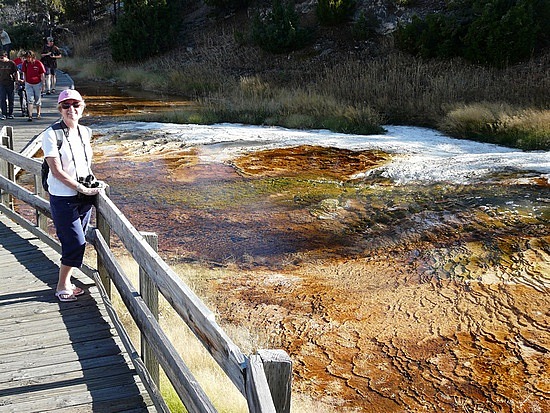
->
<box><xmin>41</xmin><ymin>123</ymin><xmax>93</xmax><ymax>196</ymax></box>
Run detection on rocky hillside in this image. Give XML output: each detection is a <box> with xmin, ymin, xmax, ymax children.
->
<box><xmin>173</xmin><ymin>0</ymin><xmax>447</xmax><ymax>79</ymax></box>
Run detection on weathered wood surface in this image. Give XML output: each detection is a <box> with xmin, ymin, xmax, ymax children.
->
<box><xmin>2</xmin><ymin>71</ymin><xmax>73</xmax><ymax>153</ymax></box>
<box><xmin>0</xmin><ymin>211</ymin><xmax>157</xmax><ymax>412</ymax></box>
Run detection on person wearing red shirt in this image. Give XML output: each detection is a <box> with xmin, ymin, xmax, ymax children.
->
<box><xmin>21</xmin><ymin>50</ymin><xmax>45</xmax><ymax>121</ymax></box>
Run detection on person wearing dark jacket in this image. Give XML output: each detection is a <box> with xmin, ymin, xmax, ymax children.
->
<box><xmin>41</xmin><ymin>37</ymin><xmax>62</xmax><ymax>94</ymax></box>
<box><xmin>0</xmin><ymin>49</ymin><xmax>17</xmax><ymax>119</ymax></box>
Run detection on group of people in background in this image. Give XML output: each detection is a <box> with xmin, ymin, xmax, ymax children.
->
<box><xmin>0</xmin><ymin>27</ymin><xmax>62</xmax><ymax>121</ymax></box>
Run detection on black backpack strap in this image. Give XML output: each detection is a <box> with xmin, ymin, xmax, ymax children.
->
<box><xmin>50</xmin><ymin>120</ymin><xmax>67</xmax><ymax>150</ymax></box>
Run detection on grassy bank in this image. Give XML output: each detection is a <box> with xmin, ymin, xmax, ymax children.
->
<box><xmin>61</xmin><ymin>21</ymin><xmax>549</xmax><ymax>150</ymax></box>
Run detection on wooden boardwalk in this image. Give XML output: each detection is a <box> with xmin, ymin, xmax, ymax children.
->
<box><xmin>0</xmin><ymin>73</ymin><xmax>159</xmax><ymax>412</ymax></box>
<box><xmin>0</xmin><ymin>215</ymin><xmax>156</xmax><ymax>412</ymax></box>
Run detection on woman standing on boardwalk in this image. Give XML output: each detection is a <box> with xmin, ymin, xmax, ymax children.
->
<box><xmin>42</xmin><ymin>89</ymin><xmax>103</xmax><ymax>302</ymax></box>
<box><xmin>41</xmin><ymin>37</ymin><xmax>62</xmax><ymax>94</ymax></box>
<box><xmin>0</xmin><ymin>27</ymin><xmax>11</xmax><ymax>58</ymax></box>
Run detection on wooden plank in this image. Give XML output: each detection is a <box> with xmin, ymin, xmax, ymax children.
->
<box><xmin>140</xmin><ymin>232</ymin><xmax>160</xmax><ymax>387</ymax></box>
<box><xmin>0</xmin><ymin>307</ymin><xmax>109</xmax><ymax>337</ymax></box>
<box><xmin>0</xmin><ymin>144</ymin><xmax>42</xmax><ymax>176</ymax></box>
<box><xmin>0</xmin><ymin>177</ymin><xmax>52</xmax><ymax>217</ymax></box>
<box><xmin>0</xmin><ymin>293</ymin><xmax>101</xmax><ymax>318</ymax></box>
<box><xmin>257</xmin><ymin>349</ymin><xmax>292</xmax><ymax>413</ymax></box>
<box><xmin>0</xmin><ymin>355</ymin><xmax>135</xmax><ymax>391</ymax></box>
<box><xmin>245</xmin><ymin>355</ymin><xmax>277</xmax><ymax>413</ymax></box>
<box><xmin>54</xmin><ymin>405</ymin><xmax>157</xmax><ymax>413</ymax></box>
<box><xmin>0</xmin><ymin>286</ymin><xmax>99</xmax><ymax>309</ymax></box>
<box><xmin>0</xmin><ymin>337</ymin><xmax>126</xmax><ymax>369</ymax></box>
<box><xmin>96</xmin><ymin>185</ymin><xmax>112</xmax><ymax>297</ymax></box>
<box><xmin>0</xmin><ymin>324</ymin><xmax>116</xmax><ymax>356</ymax></box>
<box><xmin>1</xmin><ymin>379</ymin><xmax>151</xmax><ymax>412</ymax></box>
<box><xmin>0</xmin><ymin>127</ymin><xmax>13</xmax><ymax>208</ymax></box>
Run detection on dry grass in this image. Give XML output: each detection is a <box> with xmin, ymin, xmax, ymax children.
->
<box><xmin>440</xmin><ymin>103</ymin><xmax>550</xmax><ymax>149</ymax></box>
<box><xmin>109</xmin><ymin>255</ymin><xmax>249</xmax><ymax>412</ymax></box>
<box><xmin>315</xmin><ymin>52</ymin><xmax>549</xmax><ymax>127</ymax></box>
<box><xmin>69</xmin><ymin>20</ymin><xmax>112</xmax><ymax>58</ymax></box>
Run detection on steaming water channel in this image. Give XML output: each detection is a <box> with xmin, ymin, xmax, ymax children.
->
<box><xmin>86</xmin><ymin>115</ymin><xmax>549</xmax><ymax>411</ymax></box>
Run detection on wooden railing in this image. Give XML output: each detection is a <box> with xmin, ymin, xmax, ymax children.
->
<box><xmin>0</xmin><ymin>125</ymin><xmax>292</xmax><ymax>413</ymax></box>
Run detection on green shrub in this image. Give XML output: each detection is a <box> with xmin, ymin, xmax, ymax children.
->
<box><xmin>463</xmin><ymin>0</ymin><xmax>538</xmax><ymax>67</ymax></box>
<box><xmin>351</xmin><ymin>10</ymin><xmax>380</xmax><ymax>40</ymax></box>
<box><xmin>204</xmin><ymin>0</ymin><xmax>250</xmax><ymax>12</ymax></box>
<box><xmin>110</xmin><ymin>0</ymin><xmax>182</xmax><ymax>62</ymax></box>
<box><xmin>395</xmin><ymin>13</ymin><xmax>465</xmax><ymax>59</ymax></box>
<box><xmin>393</xmin><ymin>0</ymin><xmax>415</xmax><ymax>5</ymax></box>
<box><xmin>251</xmin><ymin>0</ymin><xmax>312</xmax><ymax>53</ymax></box>
<box><xmin>396</xmin><ymin>0</ymin><xmax>550</xmax><ymax>67</ymax></box>
<box><xmin>7</xmin><ymin>23</ymin><xmax>43</xmax><ymax>50</ymax></box>
<box><xmin>316</xmin><ymin>0</ymin><xmax>356</xmax><ymax>26</ymax></box>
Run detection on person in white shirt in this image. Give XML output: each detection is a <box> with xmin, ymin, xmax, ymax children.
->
<box><xmin>42</xmin><ymin>89</ymin><xmax>104</xmax><ymax>302</ymax></box>
<box><xmin>0</xmin><ymin>28</ymin><xmax>12</xmax><ymax>59</ymax></box>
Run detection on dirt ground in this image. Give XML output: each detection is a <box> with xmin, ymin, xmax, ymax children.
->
<box><xmin>92</xmin><ymin>138</ymin><xmax>550</xmax><ymax>413</ymax></box>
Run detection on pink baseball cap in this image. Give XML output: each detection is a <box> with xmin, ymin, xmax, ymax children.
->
<box><xmin>58</xmin><ymin>89</ymin><xmax>84</xmax><ymax>103</ymax></box>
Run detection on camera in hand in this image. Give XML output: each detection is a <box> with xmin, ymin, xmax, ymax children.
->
<box><xmin>78</xmin><ymin>174</ymin><xmax>99</xmax><ymax>188</ymax></box>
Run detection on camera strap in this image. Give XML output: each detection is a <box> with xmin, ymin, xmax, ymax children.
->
<box><xmin>63</xmin><ymin>122</ymin><xmax>93</xmax><ymax>182</ymax></box>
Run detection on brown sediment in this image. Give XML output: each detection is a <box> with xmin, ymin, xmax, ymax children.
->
<box><xmin>92</xmin><ymin>140</ymin><xmax>550</xmax><ymax>412</ymax></box>
<box><xmin>231</xmin><ymin>145</ymin><xmax>391</xmax><ymax>180</ymax></box>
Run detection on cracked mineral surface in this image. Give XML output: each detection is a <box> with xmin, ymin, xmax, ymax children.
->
<box><xmin>91</xmin><ymin>136</ymin><xmax>549</xmax><ymax>413</ymax></box>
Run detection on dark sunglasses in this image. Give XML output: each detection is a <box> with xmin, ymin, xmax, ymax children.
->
<box><xmin>61</xmin><ymin>102</ymin><xmax>82</xmax><ymax>109</ymax></box>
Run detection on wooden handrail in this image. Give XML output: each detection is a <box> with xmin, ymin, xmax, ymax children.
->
<box><xmin>0</xmin><ymin>126</ymin><xmax>292</xmax><ymax>413</ymax></box>
<box><xmin>94</xmin><ymin>192</ymin><xmax>248</xmax><ymax>390</ymax></box>
<box><xmin>89</xmin><ymin>227</ymin><xmax>217</xmax><ymax>413</ymax></box>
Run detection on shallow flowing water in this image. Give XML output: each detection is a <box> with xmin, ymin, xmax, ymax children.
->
<box><xmin>77</xmin><ymin>80</ymin><xmax>195</xmax><ymax>119</ymax></box>
<box><xmin>86</xmin><ymin>118</ymin><xmax>549</xmax><ymax>412</ymax></box>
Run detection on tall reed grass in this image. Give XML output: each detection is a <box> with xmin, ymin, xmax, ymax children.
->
<box><xmin>440</xmin><ymin>104</ymin><xmax>550</xmax><ymax>150</ymax></box>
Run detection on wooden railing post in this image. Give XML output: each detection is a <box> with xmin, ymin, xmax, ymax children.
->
<box><xmin>96</xmin><ymin>186</ymin><xmax>112</xmax><ymax>297</ymax></box>
<box><xmin>246</xmin><ymin>355</ymin><xmax>277</xmax><ymax>413</ymax></box>
<box><xmin>35</xmin><ymin>175</ymin><xmax>48</xmax><ymax>231</ymax></box>
<box><xmin>0</xmin><ymin>127</ymin><xmax>14</xmax><ymax>209</ymax></box>
<box><xmin>245</xmin><ymin>349</ymin><xmax>292</xmax><ymax>413</ymax></box>
<box><xmin>257</xmin><ymin>350</ymin><xmax>292</xmax><ymax>413</ymax></box>
<box><xmin>140</xmin><ymin>231</ymin><xmax>160</xmax><ymax>387</ymax></box>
